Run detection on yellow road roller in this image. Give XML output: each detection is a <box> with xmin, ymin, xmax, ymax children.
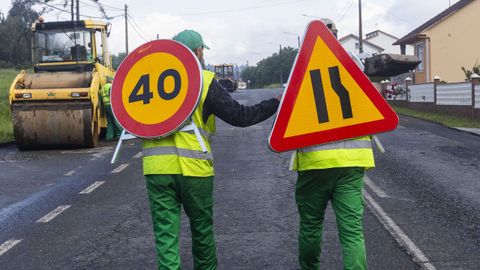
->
<box><xmin>9</xmin><ymin>19</ymin><xmax>115</xmax><ymax>149</ymax></box>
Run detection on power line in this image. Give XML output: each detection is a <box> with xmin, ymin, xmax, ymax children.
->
<box><xmin>42</xmin><ymin>1</ymin><xmax>122</xmax><ymax>20</ymax></box>
<box><xmin>127</xmin><ymin>16</ymin><xmax>150</xmax><ymax>42</ymax></box>
<box><xmin>79</xmin><ymin>0</ymin><xmax>123</xmax><ymax>12</ymax></box>
<box><xmin>178</xmin><ymin>0</ymin><xmax>312</xmax><ymax>16</ymax></box>
<box><xmin>127</xmin><ymin>14</ymin><xmax>152</xmax><ymax>41</ymax></box>
<box><xmin>336</xmin><ymin>0</ymin><xmax>354</xmax><ymax>23</ymax></box>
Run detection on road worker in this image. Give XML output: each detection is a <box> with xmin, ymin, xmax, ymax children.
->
<box><xmin>143</xmin><ymin>29</ymin><xmax>279</xmax><ymax>270</ymax></box>
<box><xmin>100</xmin><ymin>76</ymin><xmax>122</xmax><ymax>141</ymax></box>
<box><xmin>292</xmin><ymin>19</ymin><xmax>374</xmax><ymax>270</ymax></box>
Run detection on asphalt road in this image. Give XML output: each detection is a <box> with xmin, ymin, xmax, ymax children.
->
<box><xmin>0</xmin><ymin>88</ymin><xmax>479</xmax><ymax>269</ymax></box>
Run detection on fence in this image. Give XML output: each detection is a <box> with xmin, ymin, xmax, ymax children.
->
<box><xmin>382</xmin><ymin>78</ymin><xmax>480</xmax><ymax>120</ymax></box>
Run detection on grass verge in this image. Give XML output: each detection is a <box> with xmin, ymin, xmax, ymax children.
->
<box><xmin>0</xmin><ymin>69</ymin><xmax>17</xmax><ymax>143</ymax></box>
<box><xmin>392</xmin><ymin>105</ymin><xmax>480</xmax><ymax>129</ymax></box>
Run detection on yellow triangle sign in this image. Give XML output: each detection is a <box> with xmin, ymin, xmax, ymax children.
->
<box><xmin>269</xmin><ymin>20</ymin><xmax>398</xmax><ymax>152</ymax></box>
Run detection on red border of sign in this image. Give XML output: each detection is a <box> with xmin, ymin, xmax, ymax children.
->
<box><xmin>111</xmin><ymin>40</ymin><xmax>202</xmax><ymax>138</ymax></box>
<box><xmin>268</xmin><ymin>20</ymin><xmax>398</xmax><ymax>152</ymax></box>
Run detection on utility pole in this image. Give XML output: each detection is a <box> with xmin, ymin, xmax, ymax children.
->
<box><xmin>71</xmin><ymin>0</ymin><xmax>74</xmax><ymax>21</ymax></box>
<box><xmin>358</xmin><ymin>0</ymin><xmax>364</xmax><ymax>54</ymax></box>
<box><xmin>125</xmin><ymin>4</ymin><xmax>129</xmax><ymax>54</ymax></box>
<box><xmin>76</xmin><ymin>0</ymin><xmax>80</xmax><ymax>21</ymax></box>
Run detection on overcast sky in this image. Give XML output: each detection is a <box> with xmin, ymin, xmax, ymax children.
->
<box><xmin>0</xmin><ymin>0</ymin><xmax>459</xmax><ymax>65</ymax></box>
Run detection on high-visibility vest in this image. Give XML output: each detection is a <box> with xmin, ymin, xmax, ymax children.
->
<box><xmin>142</xmin><ymin>70</ymin><xmax>216</xmax><ymax>177</ymax></box>
<box><xmin>100</xmin><ymin>83</ymin><xmax>112</xmax><ymax>106</ymax></box>
<box><xmin>292</xmin><ymin>136</ymin><xmax>375</xmax><ymax>171</ymax></box>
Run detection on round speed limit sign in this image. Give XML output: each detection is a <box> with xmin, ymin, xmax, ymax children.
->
<box><xmin>111</xmin><ymin>40</ymin><xmax>203</xmax><ymax>138</ymax></box>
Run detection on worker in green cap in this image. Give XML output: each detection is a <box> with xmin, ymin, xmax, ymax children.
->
<box><xmin>143</xmin><ymin>29</ymin><xmax>279</xmax><ymax>270</ymax></box>
<box><xmin>100</xmin><ymin>76</ymin><xmax>122</xmax><ymax>140</ymax></box>
<box><xmin>291</xmin><ymin>19</ymin><xmax>372</xmax><ymax>270</ymax></box>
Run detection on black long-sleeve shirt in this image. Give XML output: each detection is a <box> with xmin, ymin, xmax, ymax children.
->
<box><xmin>203</xmin><ymin>79</ymin><xmax>280</xmax><ymax>127</ymax></box>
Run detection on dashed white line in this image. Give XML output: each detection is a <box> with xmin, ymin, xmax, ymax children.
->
<box><xmin>364</xmin><ymin>175</ymin><xmax>389</xmax><ymax>198</ymax></box>
<box><xmin>111</xmin><ymin>163</ymin><xmax>129</xmax><ymax>174</ymax></box>
<box><xmin>133</xmin><ymin>152</ymin><xmax>142</xmax><ymax>159</ymax></box>
<box><xmin>0</xmin><ymin>239</ymin><xmax>22</xmax><ymax>256</ymax></box>
<box><xmin>64</xmin><ymin>166</ymin><xmax>82</xmax><ymax>176</ymax></box>
<box><xmin>363</xmin><ymin>191</ymin><xmax>437</xmax><ymax>270</ymax></box>
<box><xmin>36</xmin><ymin>205</ymin><xmax>71</xmax><ymax>223</ymax></box>
<box><xmin>79</xmin><ymin>181</ymin><xmax>105</xmax><ymax>194</ymax></box>
<box><xmin>64</xmin><ymin>170</ymin><xmax>76</xmax><ymax>176</ymax></box>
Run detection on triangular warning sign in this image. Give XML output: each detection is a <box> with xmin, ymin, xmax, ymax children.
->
<box><xmin>269</xmin><ymin>20</ymin><xmax>398</xmax><ymax>152</ymax></box>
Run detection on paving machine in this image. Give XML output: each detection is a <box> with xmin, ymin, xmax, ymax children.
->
<box><xmin>214</xmin><ymin>64</ymin><xmax>237</xmax><ymax>92</ymax></box>
<box><xmin>9</xmin><ymin>19</ymin><xmax>114</xmax><ymax>149</ymax></box>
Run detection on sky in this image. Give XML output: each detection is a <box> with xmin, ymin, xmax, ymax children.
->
<box><xmin>0</xmin><ymin>0</ymin><xmax>459</xmax><ymax>65</ymax></box>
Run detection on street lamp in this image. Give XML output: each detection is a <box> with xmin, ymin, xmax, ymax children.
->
<box><xmin>284</xmin><ymin>31</ymin><xmax>301</xmax><ymax>49</ymax></box>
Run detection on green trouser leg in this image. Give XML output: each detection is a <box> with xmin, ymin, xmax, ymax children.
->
<box><xmin>146</xmin><ymin>174</ymin><xmax>217</xmax><ymax>270</ymax></box>
<box><xmin>104</xmin><ymin>105</ymin><xmax>115</xmax><ymax>140</ymax></box>
<box><xmin>295</xmin><ymin>167</ymin><xmax>366</xmax><ymax>270</ymax></box>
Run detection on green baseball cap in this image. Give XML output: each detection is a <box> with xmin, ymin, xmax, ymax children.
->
<box><xmin>173</xmin><ymin>30</ymin><xmax>210</xmax><ymax>51</ymax></box>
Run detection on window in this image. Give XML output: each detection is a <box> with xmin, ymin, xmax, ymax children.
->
<box><xmin>33</xmin><ymin>29</ymin><xmax>92</xmax><ymax>63</ymax></box>
<box><xmin>416</xmin><ymin>42</ymin><xmax>424</xmax><ymax>72</ymax></box>
<box><xmin>95</xmin><ymin>30</ymin><xmax>103</xmax><ymax>64</ymax></box>
<box><xmin>355</xmin><ymin>42</ymin><xmax>359</xmax><ymax>49</ymax></box>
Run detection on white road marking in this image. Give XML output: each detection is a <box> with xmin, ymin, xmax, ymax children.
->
<box><xmin>364</xmin><ymin>191</ymin><xmax>437</xmax><ymax>270</ymax></box>
<box><xmin>364</xmin><ymin>175</ymin><xmax>389</xmax><ymax>198</ymax></box>
<box><xmin>79</xmin><ymin>181</ymin><xmax>105</xmax><ymax>194</ymax></box>
<box><xmin>64</xmin><ymin>166</ymin><xmax>82</xmax><ymax>176</ymax></box>
<box><xmin>133</xmin><ymin>152</ymin><xmax>142</xmax><ymax>159</ymax></box>
<box><xmin>36</xmin><ymin>205</ymin><xmax>71</xmax><ymax>223</ymax></box>
<box><xmin>65</xmin><ymin>170</ymin><xmax>76</xmax><ymax>176</ymax></box>
<box><xmin>111</xmin><ymin>163</ymin><xmax>129</xmax><ymax>174</ymax></box>
<box><xmin>0</xmin><ymin>239</ymin><xmax>22</xmax><ymax>256</ymax></box>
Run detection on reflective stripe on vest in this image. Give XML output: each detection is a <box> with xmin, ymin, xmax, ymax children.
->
<box><xmin>181</xmin><ymin>126</ymin><xmax>214</xmax><ymax>142</ymax></box>
<box><xmin>142</xmin><ymin>70</ymin><xmax>216</xmax><ymax>177</ymax></box>
<box><xmin>293</xmin><ymin>136</ymin><xmax>375</xmax><ymax>171</ymax></box>
<box><xmin>300</xmin><ymin>140</ymin><xmax>372</xmax><ymax>152</ymax></box>
<box><xmin>143</xmin><ymin>146</ymin><xmax>213</xmax><ymax>160</ymax></box>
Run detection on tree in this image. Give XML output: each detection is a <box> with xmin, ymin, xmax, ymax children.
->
<box><xmin>0</xmin><ymin>0</ymin><xmax>46</xmax><ymax>67</ymax></box>
<box><xmin>241</xmin><ymin>46</ymin><xmax>297</xmax><ymax>88</ymax></box>
<box><xmin>112</xmin><ymin>52</ymin><xmax>127</xmax><ymax>70</ymax></box>
<box><xmin>461</xmin><ymin>61</ymin><xmax>480</xmax><ymax>81</ymax></box>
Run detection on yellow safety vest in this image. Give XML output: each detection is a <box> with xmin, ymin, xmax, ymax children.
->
<box><xmin>100</xmin><ymin>83</ymin><xmax>112</xmax><ymax>106</ymax></box>
<box><xmin>142</xmin><ymin>70</ymin><xmax>216</xmax><ymax>177</ymax></box>
<box><xmin>292</xmin><ymin>136</ymin><xmax>375</xmax><ymax>171</ymax></box>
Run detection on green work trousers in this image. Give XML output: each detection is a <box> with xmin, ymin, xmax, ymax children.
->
<box><xmin>295</xmin><ymin>167</ymin><xmax>366</xmax><ymax>270</ymax></box>
<box><xmin>145</xmin><ymin>174</ymin><xmax>217</xmax><ymax>270</ymax></box>
<box><xmin>105</xmin><ymin>105</ymin><xmax>122</xmax><ymax>140</ymax></box>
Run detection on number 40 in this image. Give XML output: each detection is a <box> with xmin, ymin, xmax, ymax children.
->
<box><xmin>129</xmin><ymin>69</ymin><xmax>182</xmax><ymax>104</ymax></box>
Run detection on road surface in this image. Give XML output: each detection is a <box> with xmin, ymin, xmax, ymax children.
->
<box><xmin>1</xmin><ymin>88</ymin><xmax>479</xmax><ymax>269</ymax></box>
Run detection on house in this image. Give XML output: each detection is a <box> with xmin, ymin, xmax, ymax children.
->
<box><xmin>394</xmin><ymin>0</ymin><xmax>479</xmax><ymax>83</ymax></box>
<box><xmin>365</xmin><ymin>30</ymin><xmax>413</xmax><ymax>55</ymax></box>
<box><xmin>339</xmin><ymin>34</ymin><xmax>384</xmax><ymax>57</ymax></box>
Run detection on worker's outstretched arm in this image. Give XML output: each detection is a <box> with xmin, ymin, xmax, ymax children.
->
<box><xmin>203</xmin><ymin>79</ymin><xmax>280</xmax><ymax>127</ymax></box>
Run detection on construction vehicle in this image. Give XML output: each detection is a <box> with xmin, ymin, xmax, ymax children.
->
<box><xmin>214</xmin><ymin>64</ymin><xmax>237</xmax><ymax>92</ymax></box>
<box><xmin>9</xmin><ymin>19</ymin><xmax>114</xmax><ymax>149</ymax></box>
<box><xmin>363</xmin><ymin>53</ymin><xmax>420</xmax><ymax>78</ymax></box>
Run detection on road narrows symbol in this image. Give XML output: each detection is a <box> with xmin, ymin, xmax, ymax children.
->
<box><xmin>310</xmin><ymin>69</ymin><xmax>329</xmax><ymax>123</ymax></box>
<box><xmin>329</xmin><ymin>66</ymin><xmax>353</xmax><ymax>119</ymax></box>
<box><xmin>310</xmin><ymin>66</ymin><xmax>353</xmax><ymax>124</ymax></box>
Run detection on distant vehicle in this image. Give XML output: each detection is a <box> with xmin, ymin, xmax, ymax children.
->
<box><xmin>237</xmin><ymin>81</ymin><xmax>247</xmax><ymax>89</ymax></box>
<box><xmin>214</xmin><ymin>64</ymin><xmax>237</xmax><ymax>92</ymax></box>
